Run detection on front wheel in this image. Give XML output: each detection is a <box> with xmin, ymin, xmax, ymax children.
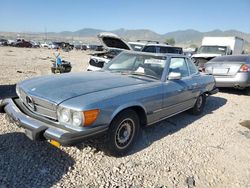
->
<box><xmin>105</xmin><ymin>109</ymin><xmax>140</xmax><ymax>157</ymax></box>
<box><xmin>189</xmin><ymin>94</ymin><xmax>206</xmax><ymax>115</ymax></box>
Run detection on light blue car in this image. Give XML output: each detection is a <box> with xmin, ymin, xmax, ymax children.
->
<box><xmin>0</xmin><ymin>51</ymin><xmax>218</xmax><ymax>156</ymax></box>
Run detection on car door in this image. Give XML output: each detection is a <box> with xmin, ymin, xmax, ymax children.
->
<box><xmin>185</xmin><ymin>57</ymin><xmax>201</xmax><ymax>100</ymax></box>
<box><xmin>160</xmin><ymin>57</ymin><xmax>194</xmax><ymax>117</ymax></box>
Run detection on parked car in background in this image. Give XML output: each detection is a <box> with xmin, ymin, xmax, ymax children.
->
<box><xmin>128</xmin><ymin>41</ymin><xmax>146</xmax><ymax>51</ymax></box>
<box><xmin>74</xmin><ymin>44</ymin><xmax>87</xmax><ymax>50</ymax></box>
<box><xmin>141</xmin><ymin>43</ymin><xmax>183</xmax><ymax>54</ymax></box>
<box><xmin>7</xmin><ymin>39</ymin><xmax>15</xmax><ymax>46</ymax></box>
<box><xmin>30</xmin><ymin>41</ymin><xmax>40</xmax><ymax>48</ymax></box>
<box><xmin>40</xmin><ymin>42</ymin><xmax>49</xmax><ymax>48</ymax></box>
<box><xmin>14</xmin><ymin>39</ymin><xmax>32</xmax><ymax>48</ymax></box>
<box><xmin>87</xmin><ymin>32</ymin><xmax>183</xmax><ymax>71</ymax></box>
<box><xmin>88</xmin><ymin>44</ymin><xmax>104</xmax><ymax>51</ymax></box>
<box><xmin>48</xmin><ymin>42</ymin><xmax>60</xmax><ymax>49</ymax></box>
<box><xmin>205</xmin><ymin>55</ymin><xmax>250</xmax><ymax>95</ymax></box>
<box><xmin>0</xmin><ymin>39</ymin><xmax>8</xmax><ymax>46</ymax></box>
<box><xmin>48</xmin><ymin>42</ymin><xmax>73</xmax><ymax>51</ymax></box>
<box><xmin>87</xmin><ymin>32</ymin><xmax>133</xmax><ymax>71</ymax></box>
<box><xmin>0</xmin><ymin>51</ymin><xmax>218</xmax><ymax>156</ymax></box>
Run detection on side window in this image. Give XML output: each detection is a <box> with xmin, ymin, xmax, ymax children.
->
<box><xmin>186</xmin><ymin>58</ymin><xmax>198</xmax><ymax>75</ymax></box>
<box><xmin>142</xmin><ymin>46</ymin><xmax>156</xmax><ymax>53</ymax></box>
<box><xmin>169</xmin><ymin>57</ymin><xmax>189</xmax><ymax>77</ymax></box>
<box><xmin>160</xmin><ymin>47</ymin><xmax>168</xmax><ymax>53</ymax></box>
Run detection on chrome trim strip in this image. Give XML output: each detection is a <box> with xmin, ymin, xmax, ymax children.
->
<box><xmin>147</xmin><ymin>106</ymin><xmax>193</xmax><ymax>126</ymax></box>
<box><xmin>151</xmin><ymin>97</ymin><xmax>196</xmax><ymax>114</ymax></box>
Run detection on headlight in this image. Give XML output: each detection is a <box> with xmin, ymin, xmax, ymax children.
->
<box><xmin>57</xmin><ymin>107</ymin><xmax>82</xmax><ymax>127</ymax></box>
<box><xmin>59</xmin><ymin>108</ymin><xmax>71</xmax><ymax>123</ymax></box>
<box><xmin>72</xmin><ymin>111</ymin><xmax>84</xmax><ymax>127</ymax></box>
<box><xmin>57</xmin><ymin>107</ymin><xmax>100</xmax><ymax>127</ymax></box>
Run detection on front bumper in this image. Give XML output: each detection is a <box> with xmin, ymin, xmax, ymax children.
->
<box><xmin>0</xmin><ymin>98</ymin><xmax>108</xmax><ymax>146</ymax></box>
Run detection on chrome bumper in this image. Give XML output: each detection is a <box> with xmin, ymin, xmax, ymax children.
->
<box><xmin>1</xmin><ymin>98</ymin><xmax>108</xmax><ymax>145</ymax></box>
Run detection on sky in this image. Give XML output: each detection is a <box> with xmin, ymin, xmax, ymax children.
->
<box><xmin>0</xmin><ymin>0</ymin><xmax>250</xmax><ymax>34</ymax></box>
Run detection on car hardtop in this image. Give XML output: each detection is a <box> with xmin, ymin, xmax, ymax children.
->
<box><xmin>122</xmin><ymin>50</ymin><xmax>188</xmax><ymax>59</ymax></box>
<box><xmin>143</xmin><ymin>43</ymin><xmax>172</xmax><ymax>47</ymax></box>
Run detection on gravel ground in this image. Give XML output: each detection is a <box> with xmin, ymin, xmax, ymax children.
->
<box><xmin>0</xmin><ymin>47</ymin><xmax>250</xmax><ymax>188</ymax></box>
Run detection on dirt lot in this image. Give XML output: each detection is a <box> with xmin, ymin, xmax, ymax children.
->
<box><xmin>0</xmin><ymin>47</ymin><xmax>249</xmax><ymax>188</ymax></box>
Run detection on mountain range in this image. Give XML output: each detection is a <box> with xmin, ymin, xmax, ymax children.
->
<box><xmin>1</xmin><ymin>28</ymin><xmax>250</xmax><ymax>47</ymax></box>
<box><xmin>56</xmin><ymin>28</ymin><xmax>250</xmax><ymax>47</ymax></box>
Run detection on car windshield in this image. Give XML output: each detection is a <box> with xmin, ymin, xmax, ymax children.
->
<box><xmin>198</xmin><ymin>46</ymin><xmax>227</xmax><ymax>55</ymax></box>
<box><xmin>103</xmin><ymin>52</ymin><xmax>166</xmax><ymax>80</ymax></box>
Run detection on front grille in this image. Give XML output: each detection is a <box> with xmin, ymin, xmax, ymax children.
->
<box><xmin>19</xmin><ymin>88</ymin><xmax>57</xmax><ymax>120</ymax></box>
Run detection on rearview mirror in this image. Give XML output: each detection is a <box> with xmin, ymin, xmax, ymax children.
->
<box><xmin>168</xmin><ymin>72</ymin><xmax>181</xmax><ymax>80</ymax></box>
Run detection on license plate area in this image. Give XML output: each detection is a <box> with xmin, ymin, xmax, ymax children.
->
<box><xmin>213</xmin><ymin>68</ymin><xmax>229</xmax><ymax>75</ymax></box>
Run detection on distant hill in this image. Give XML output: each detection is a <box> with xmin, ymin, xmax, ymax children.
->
<box><xmin>1</xmin><ymin>28</ymin><xmax>250</xmax><ymax>48</ymax></box>
<box><xmin>52</xmin><ymin>28</ymin><xmax>250</xmax><ymax>46</ymax></box>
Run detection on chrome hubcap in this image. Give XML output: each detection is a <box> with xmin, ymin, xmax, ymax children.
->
<box><xmin>115</xmin><ymin>118</ymin><xmax>135</xmax><ymax>149</ymax></box>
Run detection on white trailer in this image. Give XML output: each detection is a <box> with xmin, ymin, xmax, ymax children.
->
<box><xmin>192</xmin><ymin>36</ymin><xmax>245</xmax><ymax>69</ymax></box>
<box><xmin>201</xmin><ymin>36</ymin><xmax>245</xmax><ymax>55</ymax></box>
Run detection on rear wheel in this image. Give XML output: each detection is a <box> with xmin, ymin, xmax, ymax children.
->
<box><xmin>105</xmin><ymin>109</ymin><xmax>140</xmax><ymax>157</ymax></box>
<box><xmin>189</xmin><ymin>94</ymin><xmax>206</xmax><ymax>115</ymax></box>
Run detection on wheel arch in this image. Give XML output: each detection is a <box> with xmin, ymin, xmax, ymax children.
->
<box><xmin>110</xmin><ymin>104</ymin><xmax>147</xmax><ymax>127</ymax></box>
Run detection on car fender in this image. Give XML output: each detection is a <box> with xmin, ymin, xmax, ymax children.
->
<box><xmin>110</xmin><ymin>102</ymin><xmax>147</xmax><ymax>123</ymax></box>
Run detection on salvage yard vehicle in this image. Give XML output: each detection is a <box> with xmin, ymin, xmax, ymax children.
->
<box><xmin>14</xmin><ymin>39</ymin><xmax>32</xmax><ymax>48</ymax></box>
<box><xmin>0</xmin><ymin>51</ymin><xmax>218</xmax><ymax>156</ymax></box>
<box><xmin>205</xmin><ymin>55</ymin><xmax>250</xmax><ymax>95</ymax></box>
<box><xmin>87</xmin><ymin>32</ymin><xmax>183</xmax><ymax>71</ymax></box>
<box><xmin>87</xmin><ymin>32</ymin><xmax>133</xmax><ymax>71</ymax></box>
<box><xmin>192</xmin><ymin>36</ymin><xmax>245</xmax><ymax>70</ymax></box>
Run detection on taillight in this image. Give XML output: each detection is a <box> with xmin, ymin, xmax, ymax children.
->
<box><xmin>239</xmin><ymin>64</ymin><xmax>249</xmax><ymax>72</ymax></box>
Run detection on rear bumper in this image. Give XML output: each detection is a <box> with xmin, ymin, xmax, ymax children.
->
<box><xmin>0</xmin><ymin>98</ymin><xmax>108</xmax><ymax>146</ymax></box>
<box><xmin>214</xmin><ymin>73</ymin><xmax>250</xmax><ymax>88</ymax></box>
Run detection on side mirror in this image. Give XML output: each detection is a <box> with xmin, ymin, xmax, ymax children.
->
<box><xmin>168</xmin><ymin>72</ymin><xmax>181</xmax><ymax>80</ymax></box>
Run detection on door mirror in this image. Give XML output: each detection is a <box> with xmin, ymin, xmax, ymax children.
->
<box><xmin>168</xmin><ymin>72</ymin><xmax>181</xmax><ymax>80</ymax></box>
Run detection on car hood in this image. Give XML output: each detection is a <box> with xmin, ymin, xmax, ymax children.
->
<box><xmin>18</xmin><ymin>71</ymin><xmax>148</xmax><ymax>104</ymax></box>
<box><xmin>98</xmin><ymin>32</ymin><xmax>133</xmax><ymax>51</ymax></box>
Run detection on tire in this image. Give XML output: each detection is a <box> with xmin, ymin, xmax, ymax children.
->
<box><xmin>105</xmin><ymin>109</ymin><xmax>140</xmax><ymax>157</ymax></box>
<box><xmin>245</xmin><ymin>87</ymin><xmax>250</xmax><ymax>96</ymax></box>
<box><xmin>189</xmin><ymin>94</ymin><xmax>206</xmax><ymax>115</ymax></box>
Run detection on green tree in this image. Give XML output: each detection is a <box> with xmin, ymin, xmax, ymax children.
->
<box><xmin>165</xmin><ymin>38</ymin><xmax>175</xmax><ymax>46</ymax></box>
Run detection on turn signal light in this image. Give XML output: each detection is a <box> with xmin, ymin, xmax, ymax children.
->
<box><xmin>50</xmin><ymin>140</ymin><xmax>61</xmax><ymax>148</ymax></box>
<box><xmin>83</xmin><ymin>109</ymin><xmax>100</xmax><ymax>126</ymax></box>
<box><xmin>239</xmin><ymin>64</ymin><xmax>249</xmax><ymax>72</ymax></box>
